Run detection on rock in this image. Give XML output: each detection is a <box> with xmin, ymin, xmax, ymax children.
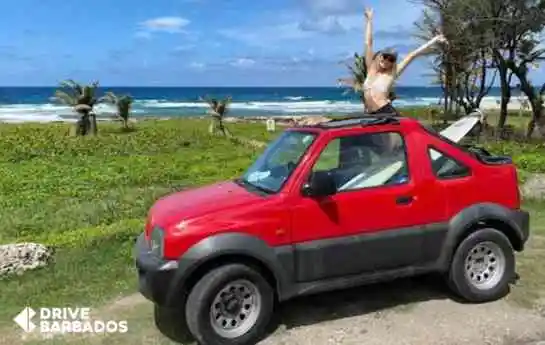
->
<box><xmin>0</xmin><ymin>243</ymin><xmax>54</xmax><ymax>278</ymax></box>
<box><xmin>521</xmin><ymin>173</ymin><xmax>545</xmax><ymax>200</ymax></box>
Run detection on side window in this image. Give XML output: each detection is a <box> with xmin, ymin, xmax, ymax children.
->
<box><xmin>428</xmin><ymin>147</ymin><xmax>470</xmax><ymax>179</ymax></box>
<box><xmin>310</xmin><ymin>132</ymin><xmax>409</xmax><ymax>191</ymax></box>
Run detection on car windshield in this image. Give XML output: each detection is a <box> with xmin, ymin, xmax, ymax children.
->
<box><xmin>240</xmin><ymin>130</ymin><xmax>317</xmax><ymax>194</ymax></box>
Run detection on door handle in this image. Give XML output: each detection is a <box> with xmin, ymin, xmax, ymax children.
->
<box><xmin>396</xmin><ymin>195</ymin><xmax>414</xmax><ymax>205</ymax></box>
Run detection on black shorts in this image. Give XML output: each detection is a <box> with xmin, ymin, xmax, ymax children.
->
<box><xmin>369</xmin><ymin>103</ymin><xmax>399</xmax><ymax>116</ymax></box>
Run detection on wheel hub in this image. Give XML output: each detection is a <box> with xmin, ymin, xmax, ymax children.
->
<box><xmin>210</xmin><ymin>279</ymin><xmax>262</xmax><ymax>339</ymax></box>
<box><xmin>464</xmin><ymin>241</ymin><xmax>505</xmax><ymax>290</ymax></box>
<box><xmin>222</xmin><ymin>294</ymin><xmax>242</xmax><ymax>315</ymax></box>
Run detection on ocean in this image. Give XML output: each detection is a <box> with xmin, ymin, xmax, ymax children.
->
<box><xmin>0</xmin><ymin>86</ymin><xmax>507</xmax><ymax>123</ymax></box>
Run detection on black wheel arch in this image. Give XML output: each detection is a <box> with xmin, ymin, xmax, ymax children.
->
<box><xmin>437</xmin><ymin>203</ymin><xmax>526</xmax><ymax>271</ymax></box>
<box><xmin>164</xmin><ymin>232</ymin><xmax>294</xmax><ymax>307</ymax></box>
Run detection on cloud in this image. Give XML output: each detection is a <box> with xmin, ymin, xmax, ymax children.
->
<box><xmin>375</xmin><ymin>25</ymin><xmax>415</xmax><ymax>39</ymax></box>
<box><xmin>230</xmin><ymin>58</ymin><xmax>256</xmax><ymax>68</ymax></box>
<box><xmin>219</xmin><ymin>23</ymin><xmax>310</xmax><ymax>47</ymax></box>
<box><xmin>189</xmin><ymin>62</ymin><xmax>206</xmax><ymax>70</ymax></box>
<box><xmin>134</xmin><ymin>31</ymin><xmax>153</xmax><ymax>39</ymax></box>
<box><xmin>173</xmin><ymin>44</ymin><xmax>196</xmax><ymax>52</ymax></box>
<box><xmin>140</xmin><ymin>16</ymin><xmax>190</xmax><ymax>33</ymax></box>
<box><xmin>298</xmin><ymin>0</ymin><xmax>363</xmax><ymax>15</ymax></box>
<box><xmin>298</xmin><ymin>16</ymin><xmax>347</xmax><ymax>35</ymax></box>
<box><xmin>135</xmin><ymin>16</ymin><xmax>190</xmax><ymax>38</ymax></box>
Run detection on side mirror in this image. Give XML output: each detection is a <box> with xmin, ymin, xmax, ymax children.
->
<box><xmin>301</xmin><ymin>171</ymin><xmax>337</xmax><ymax>197</ymax></box>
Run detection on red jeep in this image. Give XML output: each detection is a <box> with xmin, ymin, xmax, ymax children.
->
<box><xmin>135</xmin><ymin>115</ymin><xmax>530</xmax><ymax>345</ymax></box>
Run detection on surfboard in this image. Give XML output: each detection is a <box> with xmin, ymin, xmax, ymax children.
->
<box><xmin>439</xmin><ymin>113</ymin><xmax>481</xmax><ymax>141</ymax></box>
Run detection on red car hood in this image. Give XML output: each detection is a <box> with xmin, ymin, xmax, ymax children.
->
<box><xmin>149</xmin><ymin>180</ymin><xmax>263</xmax><ymax>228</ymax></box>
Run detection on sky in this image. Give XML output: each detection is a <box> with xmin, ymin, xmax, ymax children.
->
<box><xmin>0</xmin><ymin>0</ymin><xmax>542</xmax><ymax>87</ymax></box>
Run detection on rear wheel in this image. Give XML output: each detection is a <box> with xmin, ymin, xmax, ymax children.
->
<box><xmin>447</xmin><ymin>228</ymin><xmax>515</xmax><ymax>303</ymax></box>
<box><xmin>185</xmin><ymin>264</ymin><xmax>274</xmax><ymax>345</ymax></box>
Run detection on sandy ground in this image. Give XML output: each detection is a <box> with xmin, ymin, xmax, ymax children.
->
<box><xmin>5</xmin><ymin>275</ymin><xmax>544</xmax><ymax>345</ymax></box>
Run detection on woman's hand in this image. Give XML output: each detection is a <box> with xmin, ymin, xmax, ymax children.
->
<box><xmin>364</xmin><ymin>7</ymin><xmax>373</xmax><ymax>20</ymax></box>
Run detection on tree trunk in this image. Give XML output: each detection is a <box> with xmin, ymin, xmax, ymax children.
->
<box><xmin>524</xmin><ymin>100</ymin><xmax>542</xmax><ymax>138</ymax></box>
<box><xmin>497</xmin><ymin>66</ymin><xmax>510</xmax><ymax>136</ymax></box>
<box><xmin>72</xmin><ymin>120</ymin><xmax>82</xmax><ymax>136</ymax></box>
<box><xmin>90</xmin><ymin>113</ymin><xmax>98</xmax><ymax>135</ymax></box>
<box><xmin>537</xmin><ymin>111</ymin><xmax>545</xmax><ymax>137</ymax></box>
<box><xmin>509</xmin><ymin>64</ymin><xmax>542</xmax><ymax>139</ymax></box>
<box><xmin>75</xmin><ymin>111</ymin><xmax>91</xmax><ymax>136</ymax></box>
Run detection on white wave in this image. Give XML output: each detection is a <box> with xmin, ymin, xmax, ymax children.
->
<box><xmin>0</xmin><ymin>114</ymin><xmax>68</xmax><ymax>123</ymax></box>
<box><xmin>284</xmin><ymin>96</ymin><xmax>306</xmax><ymax>101</ymax></box>
<box><xmin>138</xmin><ymin>100</ymin><xmax>206</xmax><ymax>108</ymax></box>
<box><xmin>0</xmin><ymin>103</ymin><xmax>144</xmax><ymax>123</ymax></box>
<box><xmin>0</xmin><ymin>95</ymin><xmax>511</xmax><ymax>123</ymax></box>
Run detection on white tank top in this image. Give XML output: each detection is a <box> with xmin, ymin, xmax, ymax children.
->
<box><xmin>363</xmin><ymin>74</ymin><xmax>392</xmax><ymax>94</ymax></box>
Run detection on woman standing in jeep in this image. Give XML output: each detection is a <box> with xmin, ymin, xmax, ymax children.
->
<box><xmin>363</xmin><ymin>7</ymin><xmax>447</xmax><ymax>115</ymax></box>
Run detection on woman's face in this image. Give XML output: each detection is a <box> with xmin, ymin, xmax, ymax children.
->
<box><xmin>378</xmin><ymin>53</ymin><xmax>396</xmax><ymax>70</ymax></box>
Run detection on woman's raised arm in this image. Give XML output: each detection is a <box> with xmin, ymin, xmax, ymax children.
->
<box><xmin>396</xmin><ymin>33</ymin><xmax>447</xmax><ymax>77</ymax></box>
<box><xmin>364</xmin><ymin>8</ymin><xmax>374</xmax><ymax>68</ymax></box>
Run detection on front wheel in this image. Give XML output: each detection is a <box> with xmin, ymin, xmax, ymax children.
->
<box><xmin>185</xmin><ymin>264</ymin><xmax>274</xmax><ymax>345</ymax></box>
<box><xmin>447</xmin><ymin>228</ymin><xmax>515</xmax><ymax>303</ymax></box>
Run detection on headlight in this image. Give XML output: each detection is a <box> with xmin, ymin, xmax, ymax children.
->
<box><xmin>149</xmin><ymin>227</ymin><xmax>164</xmax><ymax>257</ymax></box>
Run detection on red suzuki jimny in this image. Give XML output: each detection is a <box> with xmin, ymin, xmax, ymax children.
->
<box><xmin>135</xmin><ymin>115</ymin><xmax>530</xmax><ymax>345</ymax></box>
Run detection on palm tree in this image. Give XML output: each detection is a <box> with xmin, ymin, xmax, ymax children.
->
<box><xmin>54</xmin><ymin>80</ymin><xmax>100</xmax><ymax>136</ymax></box>
<box><xmin>338</xmin><ymin>53</ymin><xmax>368</xmax><ymax>105</ymax></box>
<box><xmin>201</xmin><ymin>96</ymin><xmax>232</xmax><ymax>136</ymax></box>
<box><xmin>338</xmin><ymin>53</ymin><xmax>396</xmax><ymax>111</ymax></box>
<box><xmin>101</xmin><ymin>92</ymin><xmax>134</xmax><ymax>130</ymax></box>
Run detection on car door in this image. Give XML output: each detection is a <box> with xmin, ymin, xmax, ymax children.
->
<box><xmin>291</xmin><ymin>129</ymin><xmax>442</xmax><ymax>282</ymax></box>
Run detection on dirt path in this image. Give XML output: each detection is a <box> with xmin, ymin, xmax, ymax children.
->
<box><xmin>6</xmin><ymin>276</ymin><xmax>545</xmax><ymax>345</ymax></box>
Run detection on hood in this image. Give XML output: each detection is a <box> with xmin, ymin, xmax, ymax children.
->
<box><xmin>148</xmin><ymin>180</ymin><xmax>264</xmax><ymax>229</ymax></box>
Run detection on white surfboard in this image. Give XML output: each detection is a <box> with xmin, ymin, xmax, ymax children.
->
<box><xmin>439</xmin><ymin>113</ymin><xmax>480</xmax><ymax>141</ymax></box>
<box><xmin>430</xmin><ymin>111</ymin><xmax>481</xmax><ymax>160</ymax></box>
<box><xmin>339</xmin><ymin>112</ymin><xmax>483</xmax><ymax>191</ymax></box>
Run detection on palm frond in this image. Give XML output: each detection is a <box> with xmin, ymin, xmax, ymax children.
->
<box><xmin>53</xmin><ymin>90</ymin><xmax>76</xmax><ymax>105</ymax></box>
<box><xmin>99</xmin><ymin>91</ymin><xmax>118</xmax><ymax>104</ymax></box>
<box><xmin>59</xmin><ymin>79</ymin><xmax>83</xmax><ymax>96</ymax></box>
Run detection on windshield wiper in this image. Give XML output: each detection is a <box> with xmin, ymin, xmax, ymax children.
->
<box><xmin>235</xmin><ymin>177</ymin><xmax>275</xmax><ymax>195</ymax></box>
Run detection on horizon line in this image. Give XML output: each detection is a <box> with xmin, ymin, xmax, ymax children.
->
<box><xmin>0</xmin><ymin>84</ymin><xmax>476</xmax><ymax>88</ymax></box>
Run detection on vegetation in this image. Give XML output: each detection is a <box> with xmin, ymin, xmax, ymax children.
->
<box><xmin>201</xmin><ymin>95</ymin><xmax>233</xmax><ymax>136</ymax></box>
<box><xmin>101</xmin><ymin>92</ymin><xmax>134</xmax><ymax>130</ymax></box>
<box><xmin>0</xmin><ymin>119</ymin><xmax>278</xmax><ymax>324</ymax></box>
<box><xmin>338</xmin><ymin>53</ymin><xmax>368</xmax><ymax>105</ymax></box>
<box><xmin>2</xmin><ymin>3</ymin><xmax>545</xmax><ymax>342</ymax></box>
<box><xmin>54</xmin><ymin>80</ymin><xmax>101</xmax><ymax>136</ymax></box>
<box><xmin>0</xmin><ymin>117</ymin><xmax>543</xmax><ymax>344</ymax></box>
<box><xmin>411</xmin><ymin>0</ymin><xmax>545</xmax><ymax>138</ymax></box>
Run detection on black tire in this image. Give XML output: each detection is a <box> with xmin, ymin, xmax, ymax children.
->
<box><xmin>154</xmin><ymin>305</ymin><xmax>193</xmax><ymax>343</ymax></box>
<box><xmin>447</xmin><ymin>228</ymin><xmax>515</xmax><ymax>303</ymax></box>
<box><xmin>185</xmin><ymin>264</ymin><xmax>275</xmax><ymax>345</ymax></box>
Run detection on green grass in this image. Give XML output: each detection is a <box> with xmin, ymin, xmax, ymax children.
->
<box><xmin>0</xmin><ymin>115</ymin><xmax>544</xmax><ymax>337</ymax></box>
<box><xmin>0</xmin><ymin>119</ymin><xmax>270</xmax><ymax>325</ymax></box>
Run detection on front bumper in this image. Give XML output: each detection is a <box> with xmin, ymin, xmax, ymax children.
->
<box><xmin>134</xmin><ymin>233</ymin><xmax>179</xmax><ymax>306</ymax></box>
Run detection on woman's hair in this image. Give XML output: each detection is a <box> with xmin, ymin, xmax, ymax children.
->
<box><xmin>372</xmin><ymin>49</ymin><xmax>398</xmax><ymax>75</ymax></box>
